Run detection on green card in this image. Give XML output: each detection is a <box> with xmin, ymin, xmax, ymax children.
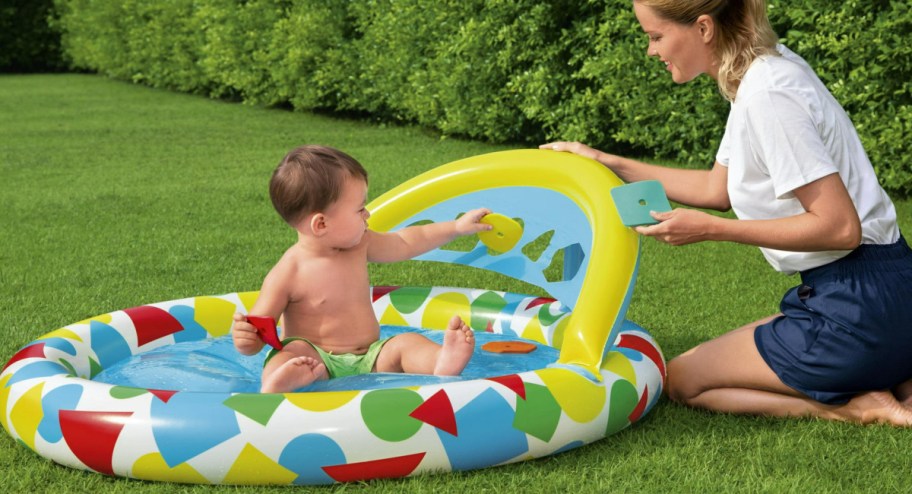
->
<box><xmin>610</xmin><ymin>180</ymin><xmax>671</xmax><ymax>227</ymax></box>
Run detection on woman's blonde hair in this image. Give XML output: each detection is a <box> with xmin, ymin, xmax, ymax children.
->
<box><xmin>636</xmin><ymin>0</ymin><xmax>779</xmax><ymax>100</ymax></box>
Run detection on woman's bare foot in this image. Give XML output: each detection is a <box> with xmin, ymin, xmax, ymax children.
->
<box><xmin>433</xmin><ymin>316</ymin><xmax>475</xmax><ymax>376</ymax></box>
<box><xmin>831</xmin><ymin>389</ymin><xmax>912</xmax><ymax>427</ymax></box>
<box><xmin>261</xmin><ymin>356</ymin><xmax>327</xmax><ymax>393</ymax></box>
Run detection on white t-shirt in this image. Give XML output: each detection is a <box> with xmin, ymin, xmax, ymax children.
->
<box><xmin>716</xmin><ymin>45</ymin><xmax>899</xmax><ymax>274</ymax></box>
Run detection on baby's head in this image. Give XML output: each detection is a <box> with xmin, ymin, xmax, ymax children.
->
<box><xmin>269</xmin><ymin>145</ymin><xmax>369</xmax><ymax>227</ymax></box>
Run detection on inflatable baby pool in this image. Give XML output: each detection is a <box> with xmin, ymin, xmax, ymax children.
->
<box><xmin>0</xmin><ymin>150</ymin><xmax>665</xmax><ymax>484</ymax></box>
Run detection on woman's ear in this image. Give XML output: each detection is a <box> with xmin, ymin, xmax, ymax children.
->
<box><xmin>696</xmin><ymin>14</ymin><xmax>715</xmax><ymax>43</ymax></box>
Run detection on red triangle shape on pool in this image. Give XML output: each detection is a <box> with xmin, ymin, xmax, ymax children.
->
<box><xmin>408</xmin><ymin>389</ymin><xmax>458</xmax><ymax>436</ymax></box>
<box><xmin>486</xmin><ymin>374</ymin><xmax>527</xmax><ymax>400</ymax></box>
<box><xmin>147</xmin><ymin>388</ymin><xmax>178</xmax><ymax>403</ymax></box>
<box><xmin>60</xmin><ymin>410</ymin><xmax>133</xmax><ymax>476</ymax></box>
<box><xmin>524</xmin><ymin>296</ymin><xmax>556</xmax><ymax>310</ymax></box>
<box><xmin>371</xmin><ymin>285</ymin><xmax>399</xmax><ymax>302</ymax></box>
<box><xmin>124</xmin><ymin>305</ymin><xmax>184</xmax><ymax>347</ymax></box>
<box><xmin>2</xmin><ymin>343</ymin><xmax>46</xmax><ymax>373</ymax></box>
<box><xmin>617</xmin><ymin>334</ymin><xmax>666</xmax><ymax>382</ymax></box>
<box><xmin>628</xmin><ymin>385</ymin><xmax>650</xmax><ymax>423</ymax></box>
<box><xmin>322</xmin><ymin>452</ymin><xmax>426</xmax><ymax>482</ymax></box>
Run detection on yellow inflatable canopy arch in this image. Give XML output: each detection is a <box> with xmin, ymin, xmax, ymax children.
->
<box><xmin>367</xmin><ymin>149</ymin><xmax>640</xmax><ymax>378</ymax></box>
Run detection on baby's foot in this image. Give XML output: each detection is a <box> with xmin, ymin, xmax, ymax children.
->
<box><xmin>433</xmin><ymin>315</ymin><xmax>475</xmax><ymax>376</ymax></box>
<box><xmin>261</xmin><ymin>356</ymin><xmax>327</xmax><ymax>393</ymax></box>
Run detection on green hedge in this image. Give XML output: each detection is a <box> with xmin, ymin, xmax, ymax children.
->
<box><xmin>0</xmin><ymin>0</ymin><xmax>64</xmax><ymax>72</ymax></box>
<box><xmin>52</xmin><ymin>0</ymin><xmax>911</xmax><ymax>194</ymax></box>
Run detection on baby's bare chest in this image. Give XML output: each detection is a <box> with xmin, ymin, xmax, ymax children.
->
<box><xmin>294</xmin><ymin>257</ymin><xmax>371</xmax><ymax>312</ymax></box>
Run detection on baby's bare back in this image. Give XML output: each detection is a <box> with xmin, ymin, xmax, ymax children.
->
<box><xmin>279</xmin><ymin>247</ymin><xmax>380</xmax><ymax>355</ymax></box>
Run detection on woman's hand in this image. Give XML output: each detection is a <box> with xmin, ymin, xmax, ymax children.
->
<box><xmin>634</xmin><ymin>208</ymin><xmax>717</xmax><ymax>246</ymax></box>
<box><xmin>539</xmin><ymin>141</ymin><xmax>601</xmax><ymax>161</ymax></box>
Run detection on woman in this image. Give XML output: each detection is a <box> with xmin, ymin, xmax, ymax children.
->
<box><xmin>544</xmin><ymin>0</ymin><xmax>912</xmax><ymax>426</ymax></box>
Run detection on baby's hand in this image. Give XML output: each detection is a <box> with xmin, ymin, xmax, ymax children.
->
<box><xmin>455</xmin><ymin>208</ymin><xmax>494</xmax><ymax>236</ymax></box>
<box><xmin>232</xmin><ymin>312</ymin><xmax>265</xmax><ymax>355</ymax></box>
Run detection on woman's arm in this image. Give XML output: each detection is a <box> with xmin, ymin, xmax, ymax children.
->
<box><xmin>541</xmin><ymin>142</ymin><xmax>731</xmax><ymax>211</ymax></box>
<box><xmin>637</xmin><ymin>173</ymin><xmax>861</xmax><ymax>251</ymax></box>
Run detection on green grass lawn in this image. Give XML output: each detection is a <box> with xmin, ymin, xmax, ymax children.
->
<box><xmin>1</xmin><ymin>74</ymin><xmax>910</xmax><ymax>493</ymax></box>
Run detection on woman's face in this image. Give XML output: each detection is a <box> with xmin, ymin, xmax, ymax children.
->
<box><xmin>633</xmin><ymin>2</ymin><xmax>717</xmax><ymax>84</ymax></box>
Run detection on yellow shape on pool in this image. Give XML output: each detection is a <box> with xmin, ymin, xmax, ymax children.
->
<box><xmin>38</xmin><ymin>328</ymin><xmax>84</xmax><ymax>343</ymax></box>
<box><xmin>285</xmin><ymin>390</ymin><xmax>359</xmax><ymax>412</ymax></box>
<box><xmin>238</xmin><ymin>291</ymin><xmax>259</xmax><ymax>313</ymax></box>
<box><xmin>91</xmin><ymin>313</ymin><xmax>113</xmax><ymax>324</ymax></box>
<box><xmin>74</xmin><ymin>313</ymin><xmax>112</xmax><ymax>325</ymax></box>
<box><xmin>223</xmin><ymin>443</ymin><xmax>298</xmax><ymax>485</ymax></box>
<box><xmin>421</xmin><ymin>292</ymin><xmax>471</xmax><ymax>331</ymax></box>
<box><xmin>10</xmin><ymin>382</ymin><xmax>45</xmax><ymax>450</ymax></box>
<box><xmin>194</xmin><ymin>296</ymin><xmax>237</xmax><ymax>337</ymax></box>
<box><xmin>602</xmin><ymin>351</ymin><xmax>637</xmax><ymax>386</ymax></box>
<box><xmin>550</xmin><ymin>316</ymin><xmax>569</xmax><ymax>350</ymax></box>
<box><xmin>536</xmin><ymin>368</ymin><xmax>606</xmax><ymax>423</ymax></box>
<box><xmin>132</xmin><ymin>453</ymin><xmax>209</xmax><ymax>484</ymax></box>
<box><xmin>379</xmin><ymin>305</ymin><xmax>409</xmax><ymax>327</ymax></box>
<box><xmin>519</xmin><ymin>317</ymin><xmax>547</xmax><ymax>344</ymax></box>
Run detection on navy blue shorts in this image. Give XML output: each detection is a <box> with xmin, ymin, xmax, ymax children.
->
<box><xmin>754</xmin><ymin>235</ymin><xmax>912</xmax><ymax>404</ymax></box>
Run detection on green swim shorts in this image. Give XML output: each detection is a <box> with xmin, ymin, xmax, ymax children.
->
<box><xmin>264</xmin><ymin>336</ymin><xmax>391</xmax><ymax>378</ymax></box>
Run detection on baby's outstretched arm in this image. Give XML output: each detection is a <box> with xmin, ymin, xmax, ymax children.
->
<box><xmin>453</xmin><ymin>208</ymin><xmax>494</xmax><ymax>236</ymax></box>
<box><xmin>367</xmin><ymin>207</ymin><xmax>493</xmax><ymax>263</ymax></box>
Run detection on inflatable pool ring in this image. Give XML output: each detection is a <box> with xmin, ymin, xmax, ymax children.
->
<box><xmin>0</xmin><ymin>150</ymin><xmax>665</xmax><ymax>484</ymax></box>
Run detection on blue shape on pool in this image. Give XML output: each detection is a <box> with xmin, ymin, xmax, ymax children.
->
<box><xmin>37</xmin><ymin>384</ymin><xmax>83</xmax><ymax>443</ymax></box>
<box><xmin>279</xmin><ymin>433</ymin><xmax>346</xmax><ymax>485</ymax></box>
<box><xmin>151</xmin><ymin>391</ymin><xmax>241</xmax><ymax>467</ymax></box>
<box><xmin>439</xmin><ymin>387</ymin><xmax>528</xmax><ymax>470</ymax></box>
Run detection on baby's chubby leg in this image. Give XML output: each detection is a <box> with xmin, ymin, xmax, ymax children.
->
<box><xmin>261</xmin><ymin>340</ymin><xmax>327</xmax><ymax>393</ymax></box>
<box><xmin>376</xmin><ymin>315</ymin><xmax>475</xmax><ymax>376</ymax></box>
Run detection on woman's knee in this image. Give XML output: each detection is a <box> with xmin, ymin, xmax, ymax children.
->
<box><xmin>664</xmin><ymin>356</ymin><xmax>704</xmax><ymax>404</ymax></box>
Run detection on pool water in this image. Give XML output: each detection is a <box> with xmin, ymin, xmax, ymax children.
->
<box><xmin>93</xmin><ymin>325</ymin><xmax>560</xmax><ymax>393</ymax></box>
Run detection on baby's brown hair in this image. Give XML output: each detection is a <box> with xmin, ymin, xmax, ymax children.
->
<box><xmin>269</xmin><ymin>145</ymin><xmax>369</xmax><ymax>226</ymax></box>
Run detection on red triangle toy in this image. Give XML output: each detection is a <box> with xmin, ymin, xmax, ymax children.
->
<box><xmin>245</xmin><ymin>315</ymin><xmax>284</xmax><ymax>350</ymax></box>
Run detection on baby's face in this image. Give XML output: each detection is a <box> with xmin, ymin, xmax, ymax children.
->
<box><xmin>323</xmin><ymin>177</ymin><xmax>370</xmax><ymax>248</ymax></box>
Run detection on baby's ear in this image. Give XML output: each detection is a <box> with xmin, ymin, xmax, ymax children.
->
<box><xmin>308</xmin><ymin>213</ymin><xmax>328</xmax><ymax>236</ymax></box>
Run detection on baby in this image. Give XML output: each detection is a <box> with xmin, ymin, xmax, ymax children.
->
<box><xmin>232</xmin><ymin>145</ymin><xmax>492</xmax><ymax>393</ymax></box>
